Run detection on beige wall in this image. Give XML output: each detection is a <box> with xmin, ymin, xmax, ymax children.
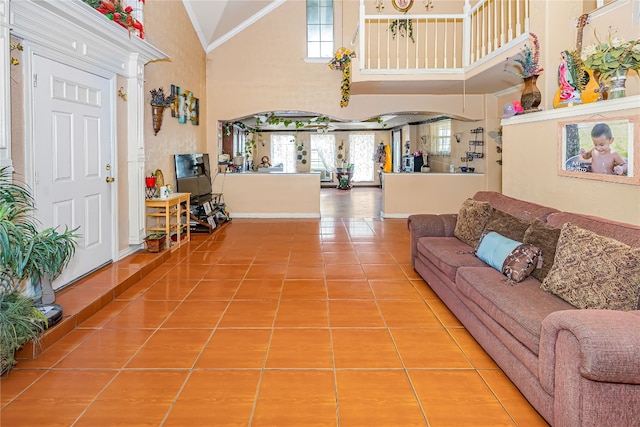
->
<box><xmin>143</xmin><ymin>0</ymin><xmax>207</xmax><ymax>190</ymax></box>
<box><xmin>497</xmin><ymin>1</ymin><xmax>640</xmax><ymax>226</ymax></box>
<box><xmin>205</xmin><ymin>0</ymin><xmax>487</xmax><ymax>163</ymax></box>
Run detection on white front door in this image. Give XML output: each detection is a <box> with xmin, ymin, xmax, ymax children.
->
<box><xmin>32</xmin><ymin>55</ymin><xmax>114</xmax><ymax>290</ymax></box>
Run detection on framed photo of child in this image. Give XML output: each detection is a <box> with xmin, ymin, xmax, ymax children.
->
<box><xmin>558</xmin><ymin>117</ymin><xmax>639</xmax><ymax>186</ymax></box>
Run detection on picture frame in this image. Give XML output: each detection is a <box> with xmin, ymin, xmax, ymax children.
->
<box><xmin>190</xmin><ymin>98</ymin><xmax>199</xmax><ymax>126</ymax></box>
<box><xmin>558</xmin><ymin>116</ymin><xmax>639</xmax><ymax>185</ymax></box>
<box><xmin>392</xmin><ymin>0</ymin><xmax>413</xmax><ymax>13</ymax></box>
<box><xmin>170</xmin><ymin>85</ymin><xmax>180</xmax><ymax>118</ymax></box>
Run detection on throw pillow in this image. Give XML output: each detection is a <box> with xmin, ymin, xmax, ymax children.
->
<box><xmin>523</xmin><ymin>219</ymin><xmax>561</xmax><ymax>282</ymax></box>
<box><xmin>484</xmin><ymin>209</ymin><xmax>531</xmax><ymax>242</ymax></box>
<box><xmin>475</xmin><ymin>231</ymin><xmax>541</xmax><ymax>283</ymax></box>
<box><xmin>454</xmin><ymin>198</ymin><xmax>493</xmax><ymax>247</ymax></box>
<box><xmin>541</xmin><ymin>223</ymin><xmax>640</xmax><ymax>311</ymax></box>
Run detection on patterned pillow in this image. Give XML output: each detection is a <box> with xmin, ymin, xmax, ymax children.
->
<box><xmin>454</xmin><ymin>199</ymin><xmax>493</xmax><ymax>247</ymax></box>
<box><xmin>484</xmin><ymin>209</ymin><xmax>531</xmax><ymax>242</ymax></box>
<box><xmin>541</xmin><ymin>223</ymin><xmax>640</xmax><ymax>311</ymax></box>
<box><xmin>523</xmin><ymin>219</ymin><xmax>561</xmax><ymax>282</ymax></box>
<box><xmin>475</xmin><ymin>231</ymin><xmax>541</xmax><ymax>283</ymax></box>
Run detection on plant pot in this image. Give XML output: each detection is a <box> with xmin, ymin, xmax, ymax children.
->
<box><xmin>144</xmin><ymin>235</ymin><xmax>166</xmax><ymax>253</ymax></box>
<box><xmin>145</xmin><ymin>177</ymin><xmax>157</xmax><ymax>188</ymax></box>
<box><xmin>151</xmin><ymin>105</ymin><xmax>165</xmax><ymax>135</ymax></box>
<box><xmin>521</xmin><ymin>75</ymin><xmax>541</xmax><ymax>112</ymax></box>
<box><xmin>608</xmin><ymin>69</ymin><xmax>627</xmax><ymax>99</ymax></box>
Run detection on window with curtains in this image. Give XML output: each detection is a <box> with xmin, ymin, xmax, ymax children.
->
<box><xmin>310</xmin><ymin>134</ymin><xmax>336</xmax><ymax>171</ymax></box>
<box><xmin>271</xmin><ymin>134</ymin><xmax>297</xmax><ymax>173</ymax></box>
<box><xmin>306</xmin><ymin>0</ymin><xmax>334</xmax><ymax>58</ymax></box>
<box><xmin>348</xmin><ymin>133</ymin><xmax>375</xmax><ymax>182</ymax></box>
<box><xmin>429</xmin><ymin>119</ymin><xmax>452</xmax><ymax>156</ymax></box>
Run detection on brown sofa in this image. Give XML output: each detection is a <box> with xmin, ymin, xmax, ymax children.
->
<box><xmin>408</xmin><ymin>191</ymin><xmax>640</xmax><ymax>427</ymax></box>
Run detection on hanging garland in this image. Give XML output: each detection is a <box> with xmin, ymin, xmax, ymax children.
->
<box><xmin>390</xmin><ymin>19</ymin><xmax>414</xmax><ymax>43</ymax></box>
<box><xmin>328</xmin><ymin>47</ymin><xmax>356</xmax><ymax>108</ymax></box>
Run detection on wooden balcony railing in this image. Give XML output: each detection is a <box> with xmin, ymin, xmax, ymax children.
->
<box><xmin>359</xmin><ymin>0</ymin><xmax>530</xmax><ymax>72</ymax></box>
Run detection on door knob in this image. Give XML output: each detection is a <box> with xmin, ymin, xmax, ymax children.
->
<box><xmin>106</xmin><ymin>176</ymin><xmax>115</xmax><ymax>183</ymax></box>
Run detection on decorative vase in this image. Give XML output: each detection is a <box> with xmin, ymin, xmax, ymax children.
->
<box><xmin>608</xmin><ymin>69</ymin><xmax>627</xmax><ymax>99</ymax></box>
<box><xmin>151</xmin><ymin>105</ymin><xmax>165</xmax><ymax>135</ymax></box>
<box><xmin>520</xmin><ymin>75</ymin><xmax>541</xmax><ymax>112</ymax></box>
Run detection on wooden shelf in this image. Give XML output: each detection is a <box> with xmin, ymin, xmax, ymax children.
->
<box><xmin>145</xmin><ymin>193</ymin><xmax>191</xmax><ymax>251</ymax></box>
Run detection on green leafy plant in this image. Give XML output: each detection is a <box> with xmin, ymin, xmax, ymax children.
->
<box><xmin>390</xmin><ymin>19</ymin><xmax>414</xmax><ymax>43</ymax></box>
<box><xmin>582</xmin><ymin>30</ymin><xmax>640</xmax><ymax>80</ymax></box>
<box><xmin>0</xmin><ymin>167</ymin><xmax>78</xmax><ymax>374</ymax></box>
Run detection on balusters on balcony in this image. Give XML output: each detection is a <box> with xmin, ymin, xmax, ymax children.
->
<box><xmin>359</xmin><ymin>0</ymin><xmax>529</xmax><ymax>73</ymax></box>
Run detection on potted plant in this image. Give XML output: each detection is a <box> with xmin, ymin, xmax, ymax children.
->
<box><xmin>582</xmin><ymin>30</ymin><xmax>640</xmax><ymax>99</ymax></box>
<box><xmin>144</xmin><ymin>233</ymin><xmax>166</xmax><ymax>253</ymax></box>
<box><xmin>504</xmin><ymin>33</ymin><xmax>544</xmax><ymax>112</ymax></box>
<box><xmin>0</xmin><ymin>167</ymin><xmax>78</xmax><ymax>374</ymax></box>
<box><xmin>145</xmin><ymin>172</ymin><xmax>157</xmax><ymax>189</ymax></box>
<box><xmin>149</xmin><ymin>87</ymin><xmax>175</xmax><ymax>135</ymax></box>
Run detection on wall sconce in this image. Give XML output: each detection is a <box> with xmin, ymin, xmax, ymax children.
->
<box><xmin>149</xmin><ymin>88</ymin><xmax>175</xmax><ymax>136</ymax></box>
<box><xmin>454</xmin><ymin>133</ymin><xmax>462</xmax><ymax>143</ymax></box>
<box><xmin>375</xmin><ymin>0</ymin><xmax>384</xmax><ymax>12</ymax></box>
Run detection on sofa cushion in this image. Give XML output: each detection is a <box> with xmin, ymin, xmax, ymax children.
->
<box><xmin>453</xmin><ymin>198</ymin><xmax>493</xmax><ymax>247</ymax></box>
<box><xmin>541</xmin><ymin>223</ymin><xmax>640</xmax><ymax>311</ymax></box>
<box><xmin>546</xmin><ymin>212</ymin><xmax>640</xmax><ymax>248</ymax></box>
<box><xmin>416</xmin><ymin>237</ymin><xmax>487</xmax><ymax>282</ymax></box>
<box><xmin>523</xmin><ymin>219</ymin><xmax>561</xmax><ymax>283</ymax></box>
<box><xmin>475</xmin><ymin>231</ymin><xmax>540</xmax><ymax>283</ymax></box>
<box><xmin>456</xmin><ymin>266</ymin><xmax>576</xmax><ymax>355</ymax></box>
<box><xmin>473</xmin><ymin>191</ymin><xmax>560</xmax><ymax>223</ymax></box>
<box><xmin>484</xmin><ymin>209</ymin><xmax>532</xmax><ymax>242</ymax></box>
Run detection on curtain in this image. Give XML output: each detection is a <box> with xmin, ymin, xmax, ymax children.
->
<box><xmin>271</xmin><ymin>134</ymin><xmax>296</xmax><ymax>173</ymax></box>
<box><xmin>310</xmin><ymin>134</ymin><xmax>336</xmax><ymax>171</ymax></box>
<box><xmin>349</xmin><ymin>133</ymin><xmax>375</xmax><ymax>182</ymax></box>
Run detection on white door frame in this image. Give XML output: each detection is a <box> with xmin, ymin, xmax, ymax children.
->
<box><xmin>8</xmin><ymin>0</ymin><xmax>169</xmax><ymax>255</ymax></box>
<box><xmin>24</xmin><ymin>47</ymin><xmax>119</xmax><ymax>265</ymax></box>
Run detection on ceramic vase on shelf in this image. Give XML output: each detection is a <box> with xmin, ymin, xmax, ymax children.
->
<box><xmin>520</xmin><ymin>75</ymin><xmax>541</xmax><ymax>112</ymax></box>
<box><xmin>608</xmin><ymin>69</ymin><xmax>627</xmax><ymax>99</ymax></box>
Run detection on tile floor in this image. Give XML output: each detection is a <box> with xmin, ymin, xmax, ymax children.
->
<box><xmin>0</xmin><ymin>189</ymin><xmax>549</xmax><ymax>426</ymax></box>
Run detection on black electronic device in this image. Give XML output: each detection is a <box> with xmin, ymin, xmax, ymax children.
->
<box><xmin>174</xmin><ymin>153</ymin><xmax>212</xmax><ymax>204</ymax></box>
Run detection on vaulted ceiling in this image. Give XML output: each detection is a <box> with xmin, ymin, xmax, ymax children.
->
<box><xmin>182</xmin><ymin>0</ymin><xmax>284</xmax><ymax>52</ymax></box>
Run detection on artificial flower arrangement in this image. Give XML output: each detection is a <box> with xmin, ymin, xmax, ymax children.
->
<box><xmin>504</xmin><ymin>33</ymin><xmax>544</xmax><ymax>79</ymax></box>
<box><xmin>82</xmin><ymin>0</ymin><xmax>145</xmax><ymax>38</ymax></box>
<box><xmin>390</xmin><ymin>19</ymin><xmax>415</xmax><ymax>43</ymax></box>
<box><xmin>582</xmin><ymin>30</ymin><xmax>640</xmax><ymax>80</ymax></box>
<box><xmin>328</xmin><ymin>47</ymin><xmax>356</xmax><ymax>108</ymax></box>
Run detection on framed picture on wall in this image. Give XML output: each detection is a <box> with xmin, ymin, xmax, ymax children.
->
<box><xmin>170</xmin><ymin>85</ymin><xmax>180</xmax><ymax>118</ymax></box>
<box><xmin>558</xmin><ymin>116</ymin><xmax>639</xmax><ymax>185</ymax></box>
<box><xmin>392</xmin><ymin>0</ymin><xmax>413</xmax><ymax>13</ymax></box>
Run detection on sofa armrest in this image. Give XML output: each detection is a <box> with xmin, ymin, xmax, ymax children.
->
<box><xmin>539</xmin><ymin>309</ymin><xmax>640</xmax><ymax>394</ymax></box>
<box><xmin>407</xmin><ymin>214</ymin><xmax>457</xmax><ymax>267</ymax></box>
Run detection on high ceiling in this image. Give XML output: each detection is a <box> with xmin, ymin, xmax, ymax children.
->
<box><xmin>180</xmin><ymin>0</ymin><xmax>519</xmax><ymax>130</ymax></box>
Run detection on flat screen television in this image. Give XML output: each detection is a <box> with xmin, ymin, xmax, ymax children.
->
<box><xmin>174</xmin><ymin>153</ymin><xmax>212</xmax><ymax>204</ymax></box>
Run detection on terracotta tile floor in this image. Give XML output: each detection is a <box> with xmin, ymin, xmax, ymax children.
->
<box><xmin>1</xmin><ymin>190</ymin><xmax>549</xmax><ymax>426</ymax></box>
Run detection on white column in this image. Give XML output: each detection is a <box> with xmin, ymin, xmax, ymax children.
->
<box><xmin>0</xmin><ymin>0</ymin><xmax>11</xmax><ymax>169</ymax></box>
<box><xmin>126</xmin><ymin>54</ymin><xmax>147</xmax><ymax>245</ymax></box>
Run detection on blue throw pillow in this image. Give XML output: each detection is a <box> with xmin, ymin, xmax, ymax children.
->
<box><xmin>475</xmin><ymin>232</ymin><xmax>520</xmax><ymax>271</ymax></box>
<box><xmin>475</xmin><ymin>231</ymin><xmax>542</xmax><ymax>283</ymax></box>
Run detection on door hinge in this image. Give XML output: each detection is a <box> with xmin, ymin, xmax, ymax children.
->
<box><xmin>33</xmin><ymin>74</ymin><xmax>38</xmax><ymax>87</ymax></box>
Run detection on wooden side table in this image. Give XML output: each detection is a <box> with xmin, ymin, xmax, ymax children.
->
<box><xmin>145</xmin><ymin>193</ymin><xmax>191</xmax><ymax>251</ymax></box>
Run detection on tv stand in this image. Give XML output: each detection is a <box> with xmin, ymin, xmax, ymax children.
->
<box><xmin>190</xmin><ymin>193</ymin><xmax>230</xmax><ymax>233</ymax></box>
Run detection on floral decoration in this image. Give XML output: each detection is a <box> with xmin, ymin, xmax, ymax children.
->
<box><xmin>504</xmin><ymin>33</ymin><xmax>544</xmax><ymax>79</ymax></box>
<box><xmin>149</xmin><ymin>88</ymin><xmax>175</xmax><ymax>107</ymax></box>
<box><xmin>390</xmin><ymin>19</ymin><xmax>415</xmax><ymax>43</ymax></box>
<box><xmin>328</xmin><ymin>47</ymin><xmax>356</xmax><ymax>108</ymax></box>
<box><xmin>82</xmin><ymin>0</ymin><xmax>145</xmax><ymax>39</ymax></box>
<box><xmin>582</xmin><ymin>30</ymin><xmax>640</xmax><ymax>81</ymax></box>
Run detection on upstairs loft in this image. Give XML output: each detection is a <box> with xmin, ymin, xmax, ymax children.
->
<box><xmin>351</xmin><ymin>0</ymin><xmax>532</xmax><ymax>95</ymax></box>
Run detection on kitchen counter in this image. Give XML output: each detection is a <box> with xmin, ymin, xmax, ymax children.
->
<box><xmin>381</xmin><ymin>172</ymin><xmax>486</xmax><ymax>217</ymax></box>
<box><xmin>212</xmin><ymin>172</ymin><xmax>320</xmax><ymax>218</ymax></box>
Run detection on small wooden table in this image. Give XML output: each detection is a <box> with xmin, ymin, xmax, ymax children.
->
<box><xmin>145</xmin><ymin>193</ymin><xmax>191</xmax><ymax>251</ymax></box>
